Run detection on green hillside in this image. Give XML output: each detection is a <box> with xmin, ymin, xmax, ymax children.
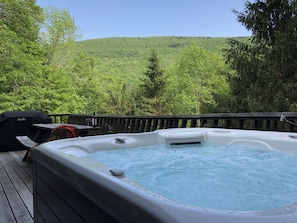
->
<box><xmin>76</xmin><ymin>36</ymin><xmax>250</xmax><ymax>58</ymax></box>
<box><xmin>75</xmin><ymin>36</ymin><xmax>250</xmax><ymax>82</ymax></box>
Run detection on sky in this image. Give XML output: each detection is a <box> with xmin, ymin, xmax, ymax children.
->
<box><xmin>36</xmin><ymin>0</ymin><xmax>251</xmax><ymax>41</ymax></box>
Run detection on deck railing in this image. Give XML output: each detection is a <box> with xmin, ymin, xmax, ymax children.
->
<box><xmin>48</xmin><ymin>112</ymin><xmax>297</xmax><ymax>134</ymax></box>
<box><xmin>48</xmin><ymin>113</ymin><xmax>69</xmax><ymax>123</ymax></box>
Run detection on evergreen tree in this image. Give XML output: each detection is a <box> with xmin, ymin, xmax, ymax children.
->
<box><xmin>226</xmin><ymin>0</ymin><xmax>297</xmax><ymax>112</ymax></box>
<box><xmin>141</xmin><ymin>49</ymin><xmax>166</xmax><ymax>114</ymax></box>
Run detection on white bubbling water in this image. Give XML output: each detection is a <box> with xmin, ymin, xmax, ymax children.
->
<box><xmin>86</xmin><ymin>144</ymin><xmax>297</xmax><ymax>211</ymax></box>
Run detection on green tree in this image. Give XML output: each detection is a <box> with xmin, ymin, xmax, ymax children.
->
<box><xmin>106</xmin><ymin>83</ymin><xmax>140</xmax><ymax>115</ymax></box>
<box><xmin>166</xmin><ymin>43</ymin><xmax>229</xmax><ymax>114</ymax></box>
<box><xmin>140</xmin><ymin>49</ymin><xmax>166</xmax><ymax>114</ymax></box>
<box><xmin>72</xmin><ymin>53</ymin><xmax>107</xmax><ymax>114</ymax></box>
<box><xmin>0</xmin><ymin>2</ymin><xmax>85</xmax><ymax>114</ymax></box>
<box><xmin>226</xmin><ymin>0</ymin><xmax>297</xmax><ymax>112</ymax></box>
<box><xmin>0</xmin><ymin>0</ymin><xmax>45</xmax><ymax>112</ymax></box>
<box><xmin>38</xmin><ymin>6</ymin><xmax>84</xmax><ymax>114</ymax></box>
<box><xmin>40</xmin><ymin>6</ymin><xmax>80</xmax><ymax>69</ymax></box>
<box><xmin>37</xmin><ymin>66</ymin><xmax>82</xmax><ymax>114</ymax></box>
<box><xmin>0</xmin><ymin>0</ymin><xmax>43</xmax><ymax>41</ymax></box>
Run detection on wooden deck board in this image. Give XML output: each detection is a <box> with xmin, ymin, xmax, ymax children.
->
<box><xmin>0</xmin><ymin>183</ymin><xmax>16</xmax><ymax>223</ymax></box>
<box><xmin>0</xmin><ymin>150</ymin><xmax>33</xmax><ymax>223</ymax></box>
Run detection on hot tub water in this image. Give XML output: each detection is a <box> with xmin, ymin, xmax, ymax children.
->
<box><xmin>86</xmin><ymin>144</ymin><xmax>297</xmax><ymax>211</ymax></box>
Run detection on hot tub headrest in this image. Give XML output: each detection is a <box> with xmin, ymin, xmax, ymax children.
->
<box><xmin>161</xmin><ymin>131</ymin><xmax>205</xmax><ymax>145</ymax></box>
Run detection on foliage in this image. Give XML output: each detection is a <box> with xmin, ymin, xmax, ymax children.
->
<box><xmin>142</xmin><ymin>49</ymin><xmax>165</xmax><ymax>99</ymax></box>
<box><xmin>41</xmin><ymin>66</ymin><xmax>83</xmax><ymax>113</ymax></box>
<box><xmin>75</xmin><ymin>36</ymin><xmax>248</xmax><ymax>81</ymax></box>
<box><xmin>71</xmin><ymin>53</ymin><xmax>107</xmax><ymax>114</ymax></box>
<box><xmin>0</xmin><ymin>0</ymin><xmax>45</xmax><ymax>112</ymax></box>
<box><xmin>0</xmin><ymin>1</ymin><xmax>244</xmax><ymax>115</ymax></box>
<box><xmin>0</xmin><ymin>1</ymin><xmax>84</xmax><ymax>114</ymax></box>
<box><xmin>226</xmin><ymin>0</ymin><xmax>297</xmax><ymax>112</ymax></box>
<box><xmin>74</xmin><ymin>37</ymin><xmax>239</xmax><ymax>115</ymax></box>
<box><xmin>164</xmin><ymin>43</ymin><xmax>230</xmax><ymax>114</ymax></box>
<box><xmin>40</xmin><ymin>6</ymin><xmax>80</xmax><ymax>68</ymax></box>
<box><xmin>105</xmin><ymin>83</ymin><xmax>140</xmax><ymax>115</ymax></box>
<box><xmin>0</xmin><ymin>0</ymin><xmax>43</xmax><ymax>41</ymax></box>
<box><xmin>140</xmin><ymin>49</ymin><xmax>166</xmax><ymax>114</ymax></box>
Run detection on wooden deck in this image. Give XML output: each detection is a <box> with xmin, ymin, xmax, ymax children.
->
<box><xmin>0</xmin><ymin>150</ymin><xmax>33</xmax><ymax>223</ymax></box>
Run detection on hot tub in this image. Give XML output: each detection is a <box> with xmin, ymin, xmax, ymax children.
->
<box><xmin>31</xmin><ymin>128</ymin><xmax>297</xmax><ymax>223</ymax></box>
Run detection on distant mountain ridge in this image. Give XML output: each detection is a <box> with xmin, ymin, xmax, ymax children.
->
<box><xmin>75</xmin><ymin>36</ymin><xmax>250</xmax><ymax>60</ymax></box>
<box><xmin>74</xmin><ymin>36</ymin><xmax>250</xmax><ymax>83</ymax></box>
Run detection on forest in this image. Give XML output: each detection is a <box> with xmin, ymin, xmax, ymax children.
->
<box><xmin>1</xmin><ymin>0</ymin><xmax>297</xmax><ymax>115</ymax></box>
<box><xmin>74</xmin><ymin>36</ymin><xmax>246</xmax><ymax>115</ymax></box>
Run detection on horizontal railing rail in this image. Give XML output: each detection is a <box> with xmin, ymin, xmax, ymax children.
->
<box><xmin>48</xmin><ymin>112</ymin><xmax>297</xmax><ymax>135</ymax></box>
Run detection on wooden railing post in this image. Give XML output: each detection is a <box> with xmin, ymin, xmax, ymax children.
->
<box><xmin>181</xmin><ymin>119</ymin><xmax>187</xmax><ymax>128</ymax></box>
<box><xmin>213</xmin><ymin>119</ymin><xmax>218</xmax><ymax>128</ymax></box>
<box><xmin>152</xmin><ymin>119</ymin><xmax>159</xmax><ymax>131</ymax></box>
<box><xmin>190</xmin><ymin>119</ymin><xmax>197</xmax><ymax>127</ymax></box>
<box><xmin>239</xmin><ymin>120</ymin><xmax>244</xmax><ymax>129</ymax></box>
<box><xmin>159</xmin><ymin>119</ymin><xmax>165</xmax><ymax>129</ymax></box>
<box><xmin>139</xmin><ymin>119</ymin><xmax>146</xmax><ymax>132</ymax></box>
